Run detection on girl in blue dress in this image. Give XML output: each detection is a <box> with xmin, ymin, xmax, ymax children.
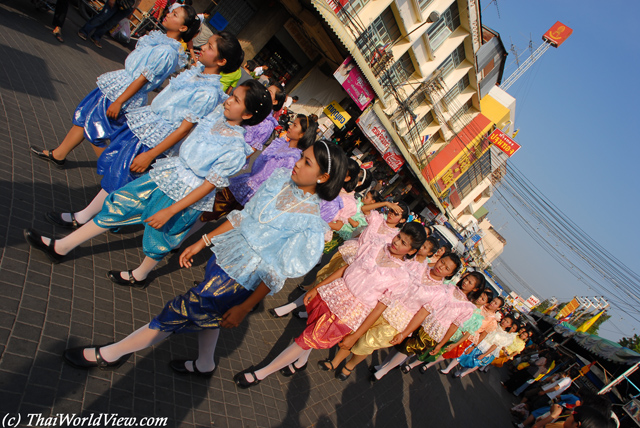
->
<box><xmin>30</xmin><ymin>6</ymin><xmax>201</xmax><ymax>167</ymax></box>
<box><xmin>45</xmin><ymin>32</ymin><xmax>244</xmax><ymax>230</ymax></box>
<box><xmin>60</xmin><ymin>141</ymin><xmax>348</xmax><ymax>376</ymax></box>
<box><xmin>25</xmin><ymin>81</ymin><xmax>273</xmax><ymax>286</ymax></box>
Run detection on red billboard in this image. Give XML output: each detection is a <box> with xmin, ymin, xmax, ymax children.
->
<box><xmin>488</xmin><ymin>128</ymin><xmax>521</xmax><ymax>157</ymax></box>
<box><xmin>543</xmin><ymin>22</ymin><xmax>573</xmax><ymax>48</ymax></box>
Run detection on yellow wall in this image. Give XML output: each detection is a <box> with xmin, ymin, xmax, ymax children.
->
<box><xmin>480</xmin><ymin>95</ymin><xmax>510</xmax><ymax>130</ymax></box>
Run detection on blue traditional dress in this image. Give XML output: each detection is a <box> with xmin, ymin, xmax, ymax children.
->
<box><xmin>76</xmin><ymin>31</ymin><xmax>187</xmax><ymax>147</ymax></box>
<box><xmin>96</xmin><ymin>64</ymin><xmax>225</xmax><ymax>193</ymax></box>
<box><xmin>457</xmin><ymin>327</ymin><xmax>514</xmax><ymax>368</ymax></box>
<box><xmin>149</xmin><ymin>167</ymin><xmax>328</xmax><ymax>333</ymax></box>
<box><xmin>92</xmin><ymin>105</ymin><xmax>251</xmax><ymax>260</ymax></box>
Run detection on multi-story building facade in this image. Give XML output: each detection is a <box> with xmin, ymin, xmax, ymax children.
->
<box><xmin>189</xmin><ymin>0</ymin><xmax>515</xmax><ymax>239</ymax></box>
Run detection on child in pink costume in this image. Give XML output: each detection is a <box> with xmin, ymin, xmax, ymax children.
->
<box><xmin>233</xmin><ymin>222</ymin><xmax>426</xmax><ymax>388</ymax></box>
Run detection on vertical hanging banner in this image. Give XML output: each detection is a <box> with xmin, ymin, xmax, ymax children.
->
<box><xmin>356</xmin><ymin>108</ymin><xmax>405</xmax><ymax>172</ymax></box>
<box><xmin>334</xmin><ymin>57</ymin><xmax>375</xmax><ymax>111</ymax></box>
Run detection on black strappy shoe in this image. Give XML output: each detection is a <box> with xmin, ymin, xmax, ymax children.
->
<box><xmin>24</xmin><ymin>228</ymin><xmax>65</xmax><ymax>263</ymax></box>
<box><xmin>107</xmin><ymin>270</ymin><xmax>148</xmax><ymax>288</ymax></box>
<box><xmin>63</xmin><ymin>345</ymin><xmax>131</xmax><ymax>370</ymax></box>
<box><xmin>30</xmin><ymin>146</ymin><xmax>65</xmax><ymax>168</ymax></box>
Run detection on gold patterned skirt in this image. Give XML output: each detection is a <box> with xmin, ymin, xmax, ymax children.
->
<box><xmin>351</xmin><ymin>315</ymin><xmax>398</xmax><ymax>356</ymax></box>
<box><xmin>149</xmin><ymin>255</ymin><xmax>252</xmax><ymax>333</ymax></box>
<box><xmin>397</xmin><ymin>326</ymin><xmax>437</xmax><ymax>356</ymax></box>
<box><xmin>314</xmin><ymin>252</ymin><xmax>347</xmax><ymax>286</ymax></box>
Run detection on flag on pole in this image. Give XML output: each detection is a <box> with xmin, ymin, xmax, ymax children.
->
<box><xmin>576</xmin><ymin>310</ymin><xmax>605</xmax><ymax>333</ymax></box>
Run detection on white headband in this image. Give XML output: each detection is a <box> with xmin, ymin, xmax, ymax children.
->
<box><xmin>321</xmin><ymin>141</ymin><xmax>331</xmax><ymax>174</ymax></box>
<box><xmin>361</xmin><ymin>168</ymin><xmax>367</xmax><ymax>184</ymax></box>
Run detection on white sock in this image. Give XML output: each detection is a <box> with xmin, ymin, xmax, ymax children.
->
<box><xmin>188</xmin><ymin>328</ymin><xmax>219</xmax><ymax>372</ymax></box>
<box><xmin>294</xmin><ymin>348</ymin><xmax>312</xmax><ymax>369</ymax></box>
<box><xmin>374</xmin><ymin>351</ymin><xmax>408</xmax><ymax>379</ymax></box>
<box><xmin>408</xmin><ymin>358</ymin><xmax>423</xmax><ymax>370</ymax></box>
<box><xmin>251</xmin><ymin>342</ymin><xmax>306</xmax><ymax>381</ymax></box>
<box><xmin>424</xmin><ymin>356</ymin><xmax>444</xmax><ymax>370</ymax></box>
<box><xmin>441</xmin><ymin>359</ymin><xmax>459</xmax><ymax>374</ymax></box>
<box><xmin>120</xmin><ymin>257</ymin><xmax>159</xmax><ymax>281</ymax></box>
<box><xmin>459</xmin><ymin>366</ymin><xmax>477</xmax><ymax>378</ymax></box>
<box><xmin>274</xmin><ymin>294</ymin><xmax>306</xmax><ymax>317</ymax></box>
<box><xmin>83</xmin><ymin>323</ymin><xmax>170</xmax><ymax>362</ymax></box>
<box><xmin>74</xmin><ymin>190</ymin><xmax>109</xmax><ymax>224</ymax></box>
<box><xmin>43</xmin><ymin>221</ymin><xmax>107</xmax><ymax>255</ymax></box>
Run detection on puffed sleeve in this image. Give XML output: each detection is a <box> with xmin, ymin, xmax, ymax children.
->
<box><xmin>261</xmin><ymin>221</ymin><xmax>326</xmax><ymax>294</ymax></box>
<box><xmin>319</xmin><ymin>197</ymin><xmax>344</xmax><ymax>223</ymax></box>
<box><xmin>183</xmin><ymin>91</ymin><xmax>227</xmax><ymax>124</ymax></box>
<box><xmin>453</xmin><ymin>305</ymin><xmax>474</xmax><ymax>327</ymax></box>
<box><xmin>205</xmin><ymin>137</ymin><xmax>253</xmax><ymax>188</ymax></box>
<box><xmin>141</xmin><ymin>45</ymin><xmax>182</xmax><ymax>85</ymax></box>
<box><xmin>244</xmin><ymin>116</ymin><xmax>277</xmax><ymax>150</ymax></box>
<box><xmin>460</xmin><ymin>309</ymin><xmax>483</xmax><ymax>334</ymax></box>
<box><xmin>338</xmin><ymin>239</ymin><xmax>360</xmax><ymax>264</ymax></box>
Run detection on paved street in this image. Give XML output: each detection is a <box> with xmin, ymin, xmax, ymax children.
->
<box><xmin>0</xmin><ymin>1</ymin><xmax>518</xmax><ymax>426</ymax></box>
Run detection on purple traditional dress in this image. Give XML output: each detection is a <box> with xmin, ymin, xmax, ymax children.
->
<box><xmin>200</xmin><ymin>136</ymin><xmax>301</xmax><ymax>221</ymax></box>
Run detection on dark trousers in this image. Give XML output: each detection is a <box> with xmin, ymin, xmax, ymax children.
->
<box><xmin>79</xmin><ymin>2</ymin><xmax>132</xmax><ymax>41</ymax></box>
<box><xmin>52</xmin><ymin>0</ymin><xmax>70</xmax><ymax>28</ymax></box>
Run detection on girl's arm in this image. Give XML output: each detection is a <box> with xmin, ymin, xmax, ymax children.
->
<box><xmin>221</xmin><ymin>282</ymin><xmax>270</xmax><ymax>328</ymax></box>
<box><xmin>130</xmin><ymin>120</ymin><xmax>196</xmax><ymax>172</ymax></box>
<box><xmin>477</xmin><ymin>331</ymin><xmax>489</xmax><ymax>344</ymax></box>
<box><xmin>348</xmin><ymin>217</ymin><xmax>359</xmax><ymax>228</ymax></box>
<box><xmin>445</xmin><ymin>332</ymin><xmax>471</xmax><ymax>352</ymax></box>
<box><xmin>145</xmin><ymin>181</ymin><xmax>215</xmax><ymax>229</ymax></box>
<box><xmin>179</xmin><ymin>220</ymin><xmax>234</xmax><ymax>268</ymax></box>
<box><xmin>106</xmin><ymin>75</ymin><xmax>149</xmax><ymax>119</ymax></box>
<box><xmin>430</xmin><ymin>323</ymin><xmax>459</xmax><ymax>355</ymax></box>
<box><xmin>329</xmin><ymin>220</ymin><xmax>344</xmax><ymax>231</ymax></box>
<box><xmin>339</xmin><ymin>301</ymin><xmax>387</xmax><ymax>350</ymax></box>
<box><xmin>361</xmin><ymin>201</ymin><xmax>400</xmax><ymax>216</ymax></box>
<box><xmin>478</xmin><ymin>344</ymin><xmax>497</xmax><ymax>360</ymax></box>
<box><xmin>188</xmin><ymin>40</ymin><xmax>197</xmax><ymax>64</ymax></box>
<box><xmin>304</xmin><ymin>264</ymin><xmax>348</xmax><ymax>305</ymax></box>
<box><xmin>389</xmin><ymin>307</ymin><xmax>429</xmax><ymax>345</ymax></box>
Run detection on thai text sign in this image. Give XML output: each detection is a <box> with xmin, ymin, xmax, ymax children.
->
<box><xmin>488</xmin><ymin>128</ymin><xmax>521</xmax><ymax>157</ymax></box>
<box><xmin>323</xmin><ymin>101</ymin><xmax>351</xmax><ymax>128</ymax></box>
<box><xmin>357</xmin><ymin>108</ymin><xmax>405</xmax><ymax>172</ymax></box>
<box><xmin>334</xmin><ymin>57</ymin><xmax>375</xmax><ymax>111</ymax></box>
<box><xmin>555</xmin><ymin>298</ymin><xmax>580</xmax><ymax>320</ymax></box>
<box><xmin>434</xmin><ymin>137</ymin><xmax>492</xmax><ymax>195</ymax></box>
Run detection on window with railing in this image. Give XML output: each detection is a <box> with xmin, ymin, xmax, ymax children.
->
<box><xmin>419</xmin><ymin>0</ymin><xmax>435</xmax><ymax>12</ymax></box>
<box><xmin>449</xmin><ymin>98</ymin><xmax>472</xmax><ymax>128</ymax></box>
<box><xmin>435</xmin><ymin>43</ymin><xmax>466</xmax><ymax>79</ymax></box>
<box><xmin>443</xmin><ymin>73</ymin><xmax>470</xmax><ymax>105</ymax></box>
<box><xmin>406</xmin><ymin>111</ymin><xmax>435</xmax><ymax>143</ymax></box>
<box><xmin>333</xmin><ymin>0</ymin><xmax>372</xmax><ymax>29</ymax></box>
<box><xmin>455</xmin><ymin>149</ymin><xmax>492</xmax><ymax>199</ymax></box>
<box><xmin>355</xmin><ymin>7</ymin><xmax>401</xmax><ymax>63</ymax></box>
<box><xmin>382</xmin><ymin>52</ymin><xmax>415</xmax><ymax>88</ymax></box>
<box><xmin>426</xmin><ymin>1</ymin><xmax>460</xmax><ymax>52</ymax></box>
<box><xmin>417</xmin><ymin>131</ymin><xmax>440</xmax><ymax>158</ymax></box>
<box><xmin>409</xmin><ymin>91</ymin><xmax>427</xmax><ymax>110</ymax></box>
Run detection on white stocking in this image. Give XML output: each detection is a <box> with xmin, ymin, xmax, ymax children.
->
<box><xmin>44</xmin><ymin>221</ymin><xmax>107</xmax><ymax>255</ymax></box>
<box><xmin>424</xmin><ymin>356</ymin><xmax>445</xmax><ymax>370</ymax></box>
<box><xmin>83</xmin><ymin>323</ymin><xmax>171</xmax><ymax>362</ymax></box>
<box><xmin>73</xmin><ymin>190</ymin><xmax>109</xmax><ymax>224</ymax></box>
<box><xmin>251</xmin><ymin>342</ymin><xmax>307</xmax><ymax>381</ymax></box>
<box><xmin>121</xmin><ymin>257</ymin><xmax>159</xmax><ymax>281</ymax></box>
<box><xmin>273</xmin><ymin>294</ymin><xmax>306</xmax><ymax>317</ymax></box>
<box><xmin>459</xmin><ymin>366</ymin><xmax>478</xmax><ymax>378</ymax></box>
<box><xmin>189</xmin><ymin>328</ymin><xmax>219</xmax><ymax>372</ymax></box>
<box><xmin>373</xmin><ymin>351</ymin><xmax>408</xmax><ymax>379</ymax></box>
<box><xmin>441</xmin><ymin>359</ymin><xmax>459</xmax><ymax>374</ymax></box>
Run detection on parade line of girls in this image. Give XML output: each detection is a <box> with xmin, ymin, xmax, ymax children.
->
<box><xmin>21</xmin><ymin>13</ymin><xmax>534</xmax><ymax>388</ymax></box>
